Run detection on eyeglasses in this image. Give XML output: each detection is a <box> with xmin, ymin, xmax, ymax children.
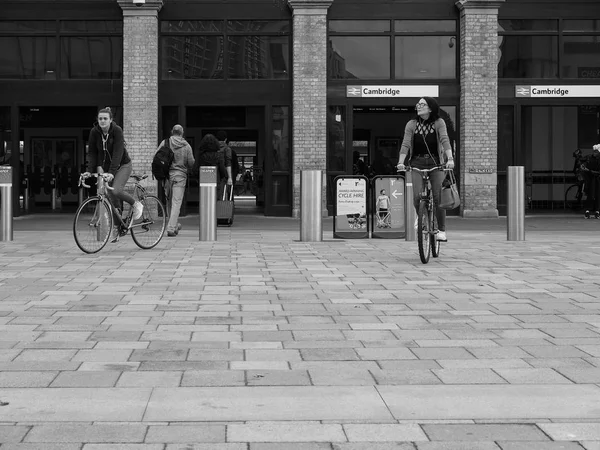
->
<box><xmin>98</xmin><ymin>117</ymin><xmax>110</xmax><ymax>121</ymax></box>
<box><xmin>415</xmin><ymin>102</ymin><xmax>429</xmax><ymax>108</ymax></box>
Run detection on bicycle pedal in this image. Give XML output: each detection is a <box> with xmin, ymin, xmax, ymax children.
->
<box><xmin>596</xmin><ymin>211</ymin><xmax>600</xmax><ymax>219</ymax></box>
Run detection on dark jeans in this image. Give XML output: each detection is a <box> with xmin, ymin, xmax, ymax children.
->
<box><xmin>107</xmin><ymin>161</ymin><xmax>135</xmax><ymax>223</ymax></box>
<box><xmin>584</xmin><ymin>173</ymin><xmax>600</xmax><ymax>212</ymax></box>
<box><xmin>410</xmin><ymin>155</ymin><xmax>446</xmax><ymax>232</ymax></box>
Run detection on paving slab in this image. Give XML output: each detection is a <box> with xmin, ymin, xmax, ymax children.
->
<box><xmin>0</xmin><ymin>388</ymin><xmax>151</xmax><ymax>421</ymax></box>
<box><xmin>144</xmin><ymin>386</ymin><xmax>393</xmax><ymax>421</ymax></box>
<box><xmin>376</xmin><ymin>385</ymin><xmax>600</xmax><ymax>420</ymax></box>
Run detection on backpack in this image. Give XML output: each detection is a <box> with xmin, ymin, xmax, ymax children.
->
<box><xmin>151</xmin><ymin>138</ymin><xmax>174</xmax><ymax>181</ymax></box>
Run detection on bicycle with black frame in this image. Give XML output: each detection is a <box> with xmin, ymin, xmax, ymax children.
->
<box><xmin>398</xmin><ymin>164</ymin><xmax>450</xmax><ymax>264</ymax></box>
<box><xmin>564</xmin><ymin>148</ymin><xmax>587</xmax><ymax>211</ymax></box>
<box><xmin>565</xmin><ymin>148</ymin><xmax>600</xmax><ymax>217</ymax></box>
<box><xmin>73</xmin><ymin>173</ymin><xmax>167</xmax><ymax>253</ymax></box>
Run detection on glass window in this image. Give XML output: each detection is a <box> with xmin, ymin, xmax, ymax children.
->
<box><xmin>394</xmin><ymin>20</ymin><xmax>456</xmax><ymax>33</ymax></box>
<box><xmin>161</xmin><ymin>35</ymin><xmax>224</xmax><ymax>79</ymax></box>
<box><xmin>0</xmin><ymin>37</ymin><xmax>56</xmax><ymax>79</ymax></box>
<box><xmin>395</xmin><ymin>36</ymin><xmax>456</xmax><ymax>79</ymax></box>
<box><xmin>60</xmin><ymin>37</ymin><xmax>122</xmax><ymax>79</ymax></box>
<box><xmin>498</xmin><ymin>35</ymin><xmax>558</xmax><ymax>78</ymax></box>
<box><xmin>227</xmin><ymin>35</ymin><xmax>289</xmax><ymax>79</ymax></box>
<box><xmin>562</xmin><ymin>36</ymin><xmax>600</xmax><ymax>78</ymax></box>
<box><xmin>328</xmin><ymin>36</ymin><xmax>390</xmax><ymax>79</ymax></box>
<box><xmin>227</xmin><ymin>20</ymin><xmax>290</xmax><ymax>34</ymax></box>
<box><xmin>272</xmin><ymin>106</ymin><xmax>290</xmax><ymax>171</ymax></box>
<box><xmin>161</xmin><ymin>20</ymin><xmax>223</xmax><ymax>32</ymax></box>
<box><xmin>498</xmin><ymin>19</ymin><xmax>558</xmax><ymax>32</ymax></box>
<box><xmin>329</xmin><ymin>20</ymin><xmax>390</xmax><ymax>33</ymax></box>
<box><xmin>0</xmin><ymin>21</ymin><xmax>56</xmax><ymax>33</ymax></box>
<box><xmin>563</xmin><ymin>20</ymin><xmax>600</xmax><ymax>32</ymax></box>
<box><xmin>61</xmin><ymin>21</ymin><xmax>123</xmax><ymax>33</ymax></box>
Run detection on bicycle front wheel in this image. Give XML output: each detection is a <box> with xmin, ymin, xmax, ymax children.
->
<box><xmin>417</xmin><ymin>201</ymin><xmax>431</xmax><ymax>264</ymax></box>
<box><xmin>73</xmin><ymin>197</ymin><xmax>113</xmax><ymax>254</ymax></box>
<box><xmin>431</xmin><ymin>205</ymin><xmax>441</xmax><ymax>258</ymax></box>
<box><xmin>130</xmin><ymin>195</ymin><xmax>166</xmax><ymax>249</ymax></box>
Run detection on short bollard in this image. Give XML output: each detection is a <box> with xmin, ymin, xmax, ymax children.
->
<box><xmin>0</xmin><ymin>166</ymin><xmax>13</xmax><ymax>242</ymax></box>
<box><xmin>199</xmin><ymin>166</ymin><xmax>217</xmax><ymax>241</ymax></box>
<box><xmin>300</xmin><ymin>170</ymin><xmax>323</xmax><ymax>242</ymax></box>
<box><xmin>405</xmin><ymin>171</ymin><xmax>415</xmax><ymax>242</ymax></box>
<box><xmin>507</xmin><ymin>165</ymin><xmax>525</xmax><ymax>241</ymax></box>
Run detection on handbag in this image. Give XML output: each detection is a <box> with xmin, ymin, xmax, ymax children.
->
<box><xmin>440</xmin><ymin>170</ymin><xmax>461</xmax><ymax>210</ymax></box>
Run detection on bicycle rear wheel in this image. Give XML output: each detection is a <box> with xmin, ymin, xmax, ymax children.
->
<box><xmin>417</xmin><ymin>201</ymin><xmax>431</xmax><ymax>264</ymax></box>
<box><xmin>564</xmin><ymin>184</ymin><xmax>583</xmax><ymax>210</ymax></box>
<box><xmin>431</xmin><ymin>205</ymin><xmax>441</xmax><ymax>258</ymax></box>
<box><xmin>130</xmin><ymin>195</ymin><xmax>166</xmax><ymax>249</ymax></box>
<box><xmin>73</xmin><ymin>197</ymin><xmax>113</xmax><ymax>254</ymax></box>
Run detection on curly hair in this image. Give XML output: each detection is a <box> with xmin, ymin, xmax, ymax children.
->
<box><xmin>199</xmin><ymin>133</ymin><xmax>220</xmax><ymax>153</ymax></box>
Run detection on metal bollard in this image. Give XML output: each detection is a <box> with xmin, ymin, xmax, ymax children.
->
<box><xmin>0</xmin><ymin>166</ymin><xmax>13</xmax><ymax>242</ymax></box>
<box><xmin>23</xmin><ymin>182</ymin><xmax>30</xmax><ymax>213</ymax></box>
<box><xmin>199</xmin><ymin>166</ymin><xmax>217</xmax><ymax>241</ymax></box>
<box><xmin>507</xmin><ymin>165</ymin><xmax>525</xmax><ymax>241</ymax></box>
<box><xmin>300</xmin><ymin>170</ymin><xmax>323</xmax><ymax>242</ymax></box>
<box><xmin>405</xmin><ymin>171</ymin><xmax>416</xmax><ymax>241</ymax></box>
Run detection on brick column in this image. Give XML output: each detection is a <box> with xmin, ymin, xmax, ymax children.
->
<box><xmin>118</xmin><ymin>0</ymin><xmax>163</xmax><ymax>193</ymax></box>
<box><xmin>288</xmin><ymin>0</ymin><xmax>333</xmax><ymax>218</ymax></box>
<box><xmin>456</xmin><ymin>0</ymin><xmax>504</xmax><ymax>218</ymax></box>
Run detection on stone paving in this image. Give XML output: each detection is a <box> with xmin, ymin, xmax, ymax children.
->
<box><xmin>0</xmin><ymin>214</ymin><xmax>600</xmax><ymax>449</ymax></box>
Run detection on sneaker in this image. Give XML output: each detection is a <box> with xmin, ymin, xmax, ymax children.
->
<box><xmin>596</xmin><ymin>211</ymin><xmax>600</xmax><ymax>220</ymax></box>
<box><xmin>177</xmin><ymin>223</ymin><xmax>182</xmax><ymax>231</ymax></box>
<box><xmin>585</xmin><ymin>210</ymin><xmax>591</xmax><ymax>219</ymax></box>
<box><xmin>436</xmin><ymin>231</ymin><xmax>447</xmax><ymax>242</ymax></box>
<box><xmin>110</xmin><ymin>226</ymin><xmax>120</xmax><ymax>243</ymax></box>
<box><xmin>167</xmin><ymin>231</ymin><xmax>177</xmax><ymax>237</ymax></box>
<box><xmin>132</xmin><ymin>201</ymin><xmax>144</xmax><ymax>220</ymax></box>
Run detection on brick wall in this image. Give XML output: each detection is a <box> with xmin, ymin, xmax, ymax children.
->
<box><xmin>118</xmin><ymin>1</ymin><xmax>163</xmax><ymax>194</ymax></box>
<box><xmin>457</xmin><ymin>0</ymin><xmax>504</xmax><ymax>218</ymax></box>
<box><xmin>289</xmin><ymin>0</ymin><xmax>332</xmax><ymax>218</ymax></box>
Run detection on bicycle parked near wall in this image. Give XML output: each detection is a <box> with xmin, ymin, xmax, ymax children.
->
<box><xmin>399</xmin><ymin>165</ymin><xmax>450</xmax><ymax>264</ymax></box>
<box><xmin>565</xmin><ymin>149</ymin><xmax>587</xmax><ymax>211</ymax></box>
<box><xmin>73</xmin><ymin>173</ymin><xmax>166</xmax><ymax>254</ymax></box>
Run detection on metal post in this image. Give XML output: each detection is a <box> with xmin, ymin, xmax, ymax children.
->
<box><xmin>199</xmin><ymin>166</ymin><xmax>217</xmax><ymax>241</ymax></box>
<box><xmin>23</xmin><ymin>180</ymin><xmax>29</xmax><ymax>213</ymax></box>
<box><xmin>405</xmin><ymin>171</ymin><xmax>415</xmax><ymax>241</ymax></box>
<box><xmin>300</xmin><ymin>170</ymin><xmax>323</xmax><ymax>242</ymax></box>
<box><xmin>0</xmin><ymin>185</ymin><xmax>13</xmax><ymax>242</ymax></box>
<box><xmin>507</xmin><ymin>165</ymin><xmax>525</xmax><ymax>241</ymax></box>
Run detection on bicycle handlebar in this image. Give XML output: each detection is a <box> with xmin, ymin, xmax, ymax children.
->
<box><xmin>397</xmin><ymin>165</ymin><xmax>450</xmax><ymax>173</ymax></box>
<box><xmin>79</xmin><ymin>173</ymin><xmax>115</xmax><ymax>190</ymax></box>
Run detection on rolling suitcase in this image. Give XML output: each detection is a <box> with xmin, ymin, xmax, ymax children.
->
<box><xmin>217</xmin><ymin>184</ymin><xmax>234</xmax><ymax>226</ymax></box>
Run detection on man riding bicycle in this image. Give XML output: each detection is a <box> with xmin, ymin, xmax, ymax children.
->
<box><xmin>396</xmin><ymin>97</ymin><xmax>454</xmax><ymax>241</ymax></box>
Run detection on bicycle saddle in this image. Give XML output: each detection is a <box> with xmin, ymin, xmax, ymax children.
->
<box><xmin>130</xmin><ymin>174</ymin><xmax>148</xmax><ymax>182</ymax></box>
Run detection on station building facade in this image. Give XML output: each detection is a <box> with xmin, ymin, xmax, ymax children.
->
<box><xmin>1</xmin><ymin>0</ymin><xmax>599</xmax><ymax>218</ymax></box>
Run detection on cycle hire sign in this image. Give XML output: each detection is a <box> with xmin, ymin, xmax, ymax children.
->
<box><xmin>372</xmin><ymin>176</ymin><xmax>406</xmax><ymax>239</ymax></box>
<box><xmin>334</xmin><ymin>176</ymin><xmax>368</xmax><ymax>239</ymax></box>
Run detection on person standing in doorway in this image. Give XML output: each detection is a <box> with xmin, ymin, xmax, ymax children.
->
<box><xmin>86</xmin><ymin>107</ymin><xmax>143</xmax><ymax>242</ymax></box>
<box><xmin>216</xmin><ymin>130</ymin><xmax>233</xmax><ymax>199</ymax></box>
<box><xmin>396</xmin><ymin>97</ymin><xmax>454</xmax><ymax>241</ymax></box>
<box><xmin>160</xmin><ymin>124</ymin><xmax>195</xmax><ymax>237</ymax></box>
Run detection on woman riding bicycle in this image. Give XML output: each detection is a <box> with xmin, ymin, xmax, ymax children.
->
<box><xmin>396</xmin><ymin>97</ymin><xmax>454</xmax><ymax>242</ymax></box>
<box><xmin>84</xmin><ymin>107</ymin><xmax>143</xmax><ymax>241</ymax></box>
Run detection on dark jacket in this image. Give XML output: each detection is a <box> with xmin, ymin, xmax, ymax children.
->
<box><xmin>87</xmin><ymin>122</ymin><xmax>131</xmax><ymax>174</ymax></box>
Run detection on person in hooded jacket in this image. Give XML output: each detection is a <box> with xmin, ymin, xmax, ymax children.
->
<box><xmin>160</xmin><ymin>124</ymin><xmax>195</xmax><ymax>237</ymax></box>
<box><xmin>85</xmin><ymin>107</ymin><xmax>143</xmax><ymax>242</ymax></box>
<box><xmin>216</xmin><ymin>130</ymin><xmax>233</xmax><ymax>200</ymax></box>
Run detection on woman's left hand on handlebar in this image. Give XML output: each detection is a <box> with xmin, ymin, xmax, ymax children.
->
<box><xmin>103</xmin><ymin>173</ymin><xmax>114</xmax><ymax>182</ymax></box>
<box><xmin>446</xmin><ymin>159</ymin><xmax>455</xmax><ymax>170</ymax></box>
